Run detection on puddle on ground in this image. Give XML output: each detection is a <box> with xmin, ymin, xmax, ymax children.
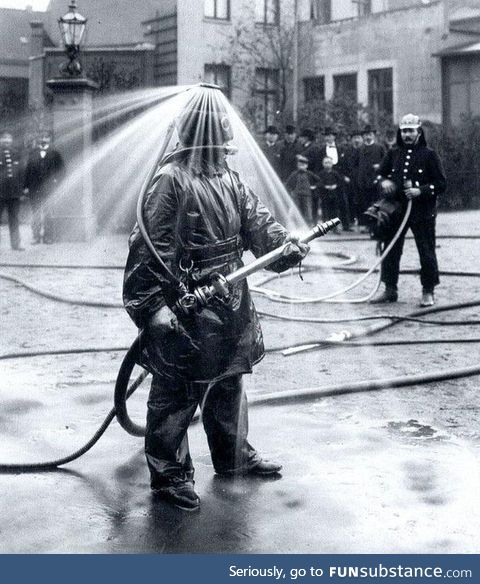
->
<box><xmin>386</xmin><ymin>419</ymin><xmax>447</xmax><ymax>441</ymax></box>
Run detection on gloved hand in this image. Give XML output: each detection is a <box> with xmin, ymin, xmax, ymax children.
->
<box><xmin>381</xmin><ymin>179</ymin><xmax>397</xmax><ymax>196</ymax></box>
<box><xmin>148</xmin><ymin>305</ymin><xmax>178</xmax><ymax>336</ymax></box>
<box><xmin>269</xmin><ymin>232</ymin><xmax>310</xmax><ymax>273</ymax></box>
<box><xmin>147</xmin><ymin>305</ymin><xmax>200</xmax><ymax>376</ymax></box>
<box><xmin>285</xmin><ymin>232</ymin><xmax>310</xmax><ymax>261</ymax></box>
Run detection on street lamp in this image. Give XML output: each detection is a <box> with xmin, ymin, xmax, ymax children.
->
<box><xmin>58</xmin><ymin>0</ymin><xmax>87</xmax><ymax>76</ymax></box>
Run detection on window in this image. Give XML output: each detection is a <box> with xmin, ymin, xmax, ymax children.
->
<box><xmin>304</xmin><ymin>76</ymin><xmax>325</xmax><ymax>102</ymax></box>
<box><xmin>354</xmin><ymin>0</ymin><xmax>371</xmax><ymax>17</ymax></box>
<box><xmin>204</xmin><ymin>0</ymin><xmax>230</xmax><ymax>20</ymax></box>
<box><xmin>310</xmin><ymin>0</ymin><xmax>331</xmax><ymax>23</ymax></box>
<box><xmin>444</xmin><ymin>57</ymin><xmax>480</xmax><ymax>126</ymax></box>
<box><xmin>333</xmin><ymin>73</ymin><xmax>357</xmax><ymax>102</ymax></box>
<box><xmin>368</xmin><ymin>68</ymin><xmax>393</xmax><ymax>119</ymax></box>
<box><xmin>255</xmin><ymin>68</ymin><xmax>279</xmax><ymax>130</ymax></box>
<box><xmin>204</xmin><ymin>64</ymin><xmax>231</xmax><ymax>99</ymax></box>
<box><xmin>255</xmin><ymin>0</ymin><xmax>280</xmax><ymax>25</ymax></box>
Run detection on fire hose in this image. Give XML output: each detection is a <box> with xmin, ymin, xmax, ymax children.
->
<box><xmin>1</xmin><ymin>196</ymin><xmax>480</xmax><ymax>471</ymax></box>
<box><xmin>2</xmin><ymin>227</ymin><xmax>480</xmax><ymax>470</ymax></box>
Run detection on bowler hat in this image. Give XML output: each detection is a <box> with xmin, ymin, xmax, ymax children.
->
<box><xmin>285</xmin><ymin>124</ymin><xmax>296</xmax><ymax>134</ymax></box>
<box><xmin>265</xmin><ymin>125</ymin><xmax>280</xmax><ymax>135</ymax></box>
<box><xmin>362</xmin><ymin>125</ymin><xmax>377</xmax><ymax>135</ymax></box>
<box><xmin>322</xmin><ymin>126</ymin><xmax>337</xmax><ymax>136</ymax></box>
<box><xmin>300</xmin><ymin>128</ymin><xmax>315</xmax><ymax>141</ymax></box>
<box><xmin>349</xmin><ymin>128</ymin><xmax>363</xmax><ymax>138</ymax></box>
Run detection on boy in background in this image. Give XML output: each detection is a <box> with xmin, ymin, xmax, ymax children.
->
<box><xmin>285</xmin><ymin>154</ymin><xmax>321</xmax><ymax>225</ymax></box>
<box><xmin>317</xmin><ymin>156</ymin><xmax>343</xmax><ymax>228</ymax></box>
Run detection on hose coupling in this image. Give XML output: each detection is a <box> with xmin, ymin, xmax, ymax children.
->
<box><xmin>175</xmin><ymin>273</ymin><xmax>230</xmax><ymax>315</ymax></box>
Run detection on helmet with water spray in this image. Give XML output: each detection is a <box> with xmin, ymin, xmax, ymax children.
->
<box><xmin>175</xmin><ymin>84</ymin><xmax>234</xmax><ymax>148</ymax></box>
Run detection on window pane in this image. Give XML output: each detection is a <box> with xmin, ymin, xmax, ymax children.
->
<box><xmin>266</xmin><ymin>0</ymin><xmax>279</xmax><ymax>24</ymax></box>
<box><xmin>255</xmin><ymin>0</ymin><xmax>265</xmax><ymax>22</ymax></box>
<box><xmin>449</xmin><ymin>83</ymin><xmax>468</xmax><ymax>126</ymax></box>
<box><xmin>470</xmin><ymin>81</ymin><xmax>480</xmax><ymax>116</ymax></box>
<box><xmin>217</xmin><ymin>0</ymin><xmax>229</xmax><ymax>19</ymax></box>
<box><xmin>204</xmin><ymin>64</ymin><xmax>231</xmax><ymax>98</ymax></box>
<box><xmin>333</xmin><ymin>73</ymin><xmax>357</xmax><ymax>101</ymax></box>
<box><xmin>304</xmin><ymin>76</ymin><xmax>325</xmax><ymax>102</ymax></box>
<box><xmin>368</xmin><ymin>68</ymin><xmax>393</xmax><ymax>116</ymax></box>
<box><xmin>205</xmin><ymin>0</ymin><xmax>215</xmax><ymax>18</ymax></box>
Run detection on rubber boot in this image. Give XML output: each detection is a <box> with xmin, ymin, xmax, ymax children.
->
<box><xmin>370</xmin><ymin>286</ymin><xmax>398</xmax><ymax>304</ymax></box>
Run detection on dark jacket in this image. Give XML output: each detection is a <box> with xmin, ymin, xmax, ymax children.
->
<box><xmin>377</xmin><ymin>129</ymin><xmax>446</xmax><ymax>221</ymax></box>
<box><xmin>123</xmin><ymin>154</ymin><xmax>296</xmax><ymax>383</ymax></box>
<box><xmin>316</xmin><ymin>169</ymin><xmax>343</xmax><ymax>199</ymax></box>
<box><xmin>286</xmin><ymin>169</ymin><xmax>321</xmax><ymax>198</ymax></box>
<box><xmin>261</xmin><ymin>140</ymin><xmax>282</xmax><ymax>176</ymax></box>
<box><xmin>340</xmin><ymin>145</ymin><xmax>360</xmax><ymax>182</ymax></box>
<box><xmin>24</xmin><ymin>148</ymin><xmax>64</xmax><ymax>199</ymax></box>
<box><xmin>0</xmin><ymin>148</ymin><xmax>22</xmax><ymax>201</ymax></box>
<box><xmin>279</xmin><ymin>139</ymin><xmax>303</xmax><ymax>182</ymax></box>
<box><xmin>301</xmin><ymin>141</ymin><xmax>323</xmax><ymax>175</ymax></box>
<box><xmin>357</xmin><ymin>142</ymin><xmax>385</xmax><ymax>191</ymax></box>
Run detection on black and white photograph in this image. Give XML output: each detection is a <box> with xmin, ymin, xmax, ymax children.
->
<box><xmin>1</xmin><ymin>0</ymin><xmax>480</xmax><ymax>562</ymax></box>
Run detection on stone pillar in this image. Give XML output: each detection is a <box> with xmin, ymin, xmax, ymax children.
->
<box><xmin>46</xmin><ymin>77</ymin><xmax>98</xmax><ymax>241</ymax></box>
<box><xmin>29</xmin><ymin>21</ymin><xmax>45</xmax><ymax>109</ymax></box>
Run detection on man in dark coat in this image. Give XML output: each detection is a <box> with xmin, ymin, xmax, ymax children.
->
<box><xmin>24</xmin><ymin>133</ymin><xmax>64</xmax><ymax>244</ymax></box>
<box><xmin>319</xmin><ymin>127</ymin><xmax>351</xmax><ymax>230</ymax></box>
<box><xmin>279</xmin><ymin>124</ymin><xmax>302</xmax><ymax>183</ymax></box>
<box><xmin>357</xmin><ymin>125</ymin><xmax>385</xmax><ymax>231</ymax></box>
<box><xmin>123</xmin><ymin>88</ymin><xmax>308</xmax><ymax>510</ymax></box>
<box><xmin>261</xmin><ymin>125</ymin><xmax>282</xmax><ymax>176</ymax></box>
<box><xmin>299</xmin><ymin>128</ymin><xmax>323</xmax><ymax>176</ymax></box>
<box><xmin>371</xmin><ymin>114</ymin><xmax>446</xmax><ymax>307</ymax></box>
<box><xmin>0</xmin><ymin>131</ymin><xmax>24</xmax><ymax>250</ymax></box>
<box><xmin>341</xmin><ymin>130</ymin><xmax>363</xmax><ymax>228</ymax></box>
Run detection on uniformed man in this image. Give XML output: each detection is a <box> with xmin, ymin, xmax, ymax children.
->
<box><xmin>371</xmin><ymin>114</ymin><xmax>446</xmax><ymax>307</ymax></box>
<box><xmin>0</xmin><ymin>131</ymin><xmax>24</xmax><ymax>251</ymax></box>
<box><xmin>23</xmin><ymin>133</ymin><xmax>64</xmax><ymax>244</ymax></box>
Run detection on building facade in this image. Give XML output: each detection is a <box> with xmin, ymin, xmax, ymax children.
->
<box><xmin>3</xmin><ymin>0</ymin><xmax>480</xmax><ymax>132</ymax></box>
<box><xmin>297</xmin><ymin>0</ymin><xmax>480</xmax><ymax>126</ymax></box>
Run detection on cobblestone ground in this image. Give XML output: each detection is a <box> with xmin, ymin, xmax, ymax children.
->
<box><xmin>0</xmin><ymin>210</ymin><xmax>479</xmax><ymax>553</ymax></box>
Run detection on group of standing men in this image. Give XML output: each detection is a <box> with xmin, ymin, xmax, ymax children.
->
<box><xmin>260</xmin><ymin>115</ymin><xmax>446</xmax><ymax>308</ymax></box>
<box><xmin>261</xmin><ymin>123</ymin><xmax>389</xmax><ymax>232</ymax></box>
<box><xmin>0</xmin><ymin>130</ymin><xmax>64</xmax><ymax>250</ymax></box>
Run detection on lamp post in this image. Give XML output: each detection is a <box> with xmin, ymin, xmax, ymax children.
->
<box><xmin>58</xmin><ymin>0</ymin><xmax>87</xmax><ymax>77</ymax></box>
<box><xmin>46</xmin><ymin>0</ymin><xmax>97</xmax><ymax>241</ymax></box>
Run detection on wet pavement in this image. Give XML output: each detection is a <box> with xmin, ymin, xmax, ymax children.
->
<box><xmin>1</xmin><ymin>381</ymin><xmax>479</xmax><ymax>553</ymax></box>
<box><xmin>1</xmin><ymin>214</ymin><xmax>480</xmax><ymax>553</ymax></box>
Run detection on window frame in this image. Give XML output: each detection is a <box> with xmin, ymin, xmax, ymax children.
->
<box><xmin>368</xmin><ymin>67</ymin><xmax>394</xmax><ymax>120</ymax></box>
<box><xmin>255</xmin><ymin>0</ymin><xmax>280</xmax><ymax>25</ymax></box>
<box><xmin>310</xmin><ymin>0</ymin><xmax>331</xmax><ymax>23</ymax></box>
<box><xmin>204</xmin><ymin>0</ymin><xmax>230</xmax><ymax>21</ymax></box>
<box><xmin>204</xmin><ymin>63</ymin><xmax>232</xmax><ymax>100</ymax></box>
<box><xmin>254</xmin><ymin>67</ymin><xmax>280</xmax><ymax>130</ymax></box>
<box><xmin>333</xmin><ymin>72</ymin><xmax>358</xmax><ymax>102</ymax></box>
<box><xmin>303</xmin><ymin>75</ymin><xmax>325</xmax><ymax>102</ymax></box>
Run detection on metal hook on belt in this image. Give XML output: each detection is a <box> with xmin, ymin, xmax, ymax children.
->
<box><xmin>179</xmin><ymin>257</ymin><xmax>194</xmax><ymax>285</ymax></box>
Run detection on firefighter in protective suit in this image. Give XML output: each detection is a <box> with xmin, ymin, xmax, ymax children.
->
<box><xmin>123</xmin><ymin>89</ymin><xmax>308</xmax><ymax>510</ymax></box>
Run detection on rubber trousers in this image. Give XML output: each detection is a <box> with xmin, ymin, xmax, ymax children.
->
<box><xmin>145</xmin><ymin>374</ymin><xmax>260</xmax><ymax>486</ymax></box>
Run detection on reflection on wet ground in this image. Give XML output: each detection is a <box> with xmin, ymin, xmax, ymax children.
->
<box><xmin>1</xmin><ymin>393</ymin><xmax>479</xmax><ymax>553</ymax></box>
